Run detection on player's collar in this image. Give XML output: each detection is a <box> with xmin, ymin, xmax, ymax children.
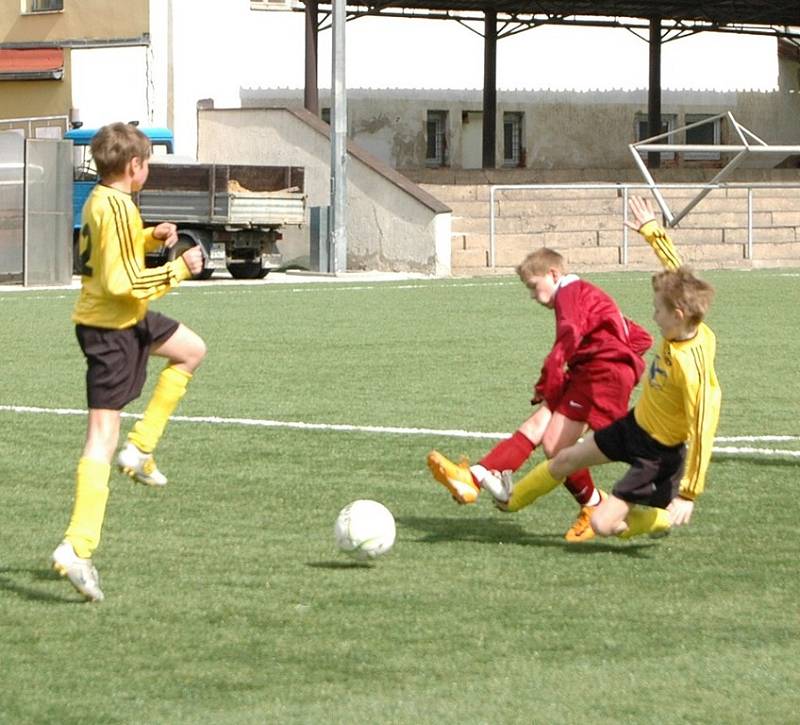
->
<box><xmin>555</xmin><ymin>273</ymin><xmax>580</xmax><ymax>291</ymax></box>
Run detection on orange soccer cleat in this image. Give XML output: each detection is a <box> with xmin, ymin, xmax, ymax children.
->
<box><xmin>426</xmin><ymin>450</ymin><xmax>480</xmax><ymax>505</ymax></box>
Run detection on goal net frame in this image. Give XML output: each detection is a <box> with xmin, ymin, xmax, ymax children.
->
<box><xmin>629</xmin><ymin>111</ymin><xmax>800</xmax><ymax>226</ymax></box>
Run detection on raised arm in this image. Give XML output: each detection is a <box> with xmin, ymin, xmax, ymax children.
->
<box><xmin>626</xmin><ymin>196</ymin><xmax>682</xmax><ymax>271</ymax></box>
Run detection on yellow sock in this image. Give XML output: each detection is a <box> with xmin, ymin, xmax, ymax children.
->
<box><xmin>128</xmin><ymin>365</ymin><xmax>192</xmax><ymax>453</ymax></box>
<box><xmin>64</xmin><ymin>457</ymin><xmax>111</xmax><ymax>558</ymax></box>
<box><xmin>618</xmin><ymin>506</ymin><xmax>671</xmax><ymax>539</ymax></box>
<box><xmin>506</xmin><ymin>460</ymin><xmax>564</xmax><ymax>512</ymax></box>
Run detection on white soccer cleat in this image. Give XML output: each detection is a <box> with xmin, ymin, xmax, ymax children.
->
<box><xmin>490</xmin><ymin>471</ymin><xmax>515</xmax><ymax>511</ymax></box>
<box><xmin>481</xmin><ymin>469</ymin><xmax>513</xmax><ymax>504</ymax></box>
<box><xmin>51</xmin><ymin>540</ymin><xmax>104</xmax><ymax>602</ymax></box>
<box><xmin>117</xmin><ymin>442</ymin><xmax>168</xmax><ymax>487</ymax></box>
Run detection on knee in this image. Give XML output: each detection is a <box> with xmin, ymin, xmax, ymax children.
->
<box><xmin>183</xmin><ymin>337</ymin><xmax>207</xmax><ymax>372</ymax></box>
<box><xmin>546</xmin><ymin>448</ymin><xmax>572</xmax><ymax>478</ymax></box>
<box><xmin>542</xmin><ymin>440</ymin><xmax>558</xmax><ymax>460</ymax></box>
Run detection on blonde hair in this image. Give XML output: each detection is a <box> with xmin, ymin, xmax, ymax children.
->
<box><xmin>90</xmin><ymin>122</ymin><xmax>151</xmax><ymax>179</ymax></box>
<box><xmin>652</xmin><ymin>266</ymin><xmax>715</xmax><ymax>327</ymax></box>
<box><xmin>515</xmin><ymin>247</ymin><xmax>566</xmax><ymax>280</ymax></box>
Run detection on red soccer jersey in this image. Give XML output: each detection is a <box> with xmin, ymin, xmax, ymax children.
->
<box><xmin>535</xmin><ymin>275</ymin><xmax>652</xmax><ymax>407</ymax></box>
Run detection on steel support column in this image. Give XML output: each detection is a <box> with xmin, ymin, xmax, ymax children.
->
<box><xmin>647</xmin><ymin>16</ymin><xmax>662</xmax><ymax>169</ymax></box>
<box><xmin>330</xmin><ymin>0</ymin><xmax>347</xmax><ymax>273</ymax></box>
<box><xmin>482</xmin><ymin>9</ymin><xmax>497</xmax><ymax>169</ymax></box>
<box><xmin>304</xmin><ymin>0</ymin><xmax>320</xmax><ymax>115</ymax></box>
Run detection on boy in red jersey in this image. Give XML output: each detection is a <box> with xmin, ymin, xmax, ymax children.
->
<box><xmin>427</xmin><ymin>247</ymin><xmax>652</xmax><ymax>542</ymax></box>
<box><xmin>503</xmin><ymin>197</ymin><xmax>720</xmax><ymax>539</ymax></box>
<box><xmin>50</xmin><ymin>122</ymin><xmax>206</xmax><ymax>602</ymax></box>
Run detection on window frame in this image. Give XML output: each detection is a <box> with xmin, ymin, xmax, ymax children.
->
<box><xmin>635</xmin><ymin>113</ymin><xmax>678</xmax><ymax>161</ymax></box>
<box><xmin>683</xmin><ymin>114</ymin><xmax>722</xmax><ymax>160</ymax></box>
<box><xmin>502</xmin><ymin>111</ymin><xmax>524</xmax><ymax>168</ymax></box>
<box><xmin>24</xmin><ymin>0</ymin><xmax>64</xmax><ymax>14</ymax></box>
<box><xmin>425</xmin><ymin>110</ymin><xmax>448</xmax><ymax>167</ymax></box>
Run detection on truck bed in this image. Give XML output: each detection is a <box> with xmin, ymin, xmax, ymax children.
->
<box><xmin>138</xmin><ymin>163</ymin><xmax>305</xmax><ymax>227</ymax></box>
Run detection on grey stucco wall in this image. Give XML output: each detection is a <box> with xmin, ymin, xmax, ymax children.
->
<box><xmin>240</xmin><ymin>58</ymin><xmax>800</xmax><ymax>171</ymax></box>
<box><xmin>197</xmin><ymin>108</ymin><xmax>451</xmax><ymax>275</ymax></box>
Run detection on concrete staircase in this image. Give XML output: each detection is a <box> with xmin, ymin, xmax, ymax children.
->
<box><xmin>418</xmin><ymin>181</ymin><xmax>800</xmax><ymax>276</ymax></box>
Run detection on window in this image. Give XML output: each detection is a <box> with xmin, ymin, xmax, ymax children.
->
<box><xmin>503</xmin><ymin>112</ymin><xmax>524</xmax><ymax>167</ymax></box>
<box><xmin>684</xmin><ymin>114</ymin><xmax>721</xmax><ymax>160</ymax></box>
<box><xmin>425</xmin><ymin>110</ymin><xmax>448</xmax><ymax>167</ymax></box>
<box><xmin>27</xmin><ymin>0</ymin><xmax>63</xmax><ymax>12</ymax></box>
<box><xmin>635</xmin><ymin>114</ymin><xmax>677</xmax><ymax>160</ymax></box>
<box><xmin>321</xmin><ymin>107</ymin><xmax>331</xmax><ymax>125</ymax></box>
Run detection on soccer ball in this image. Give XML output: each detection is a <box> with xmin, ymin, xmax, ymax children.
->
<box><xmin>334</xmin><ymin>499</ymin><xmax>396</xmax><ymax>561</ymax></box>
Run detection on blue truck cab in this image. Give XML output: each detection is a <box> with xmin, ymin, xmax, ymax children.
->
<box><xmin>65</xmin><ymin>126</ymin><xmax>175</xmax><ymax>231</ymax></box>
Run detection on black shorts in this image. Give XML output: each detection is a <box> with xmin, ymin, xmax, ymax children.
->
<box><xmin>76</xmin><ymin>311</ymin><xmax>180</xmax><ymax>410</ymax></box>
<box><xmin>594</xmin><ymin>410</ymin><xmax>686</xmax><ymax>508</ymax></box>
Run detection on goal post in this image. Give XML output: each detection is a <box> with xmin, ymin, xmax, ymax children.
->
<box><xmin>630</xmin><ymin>112</ymin><xmax>800</xmax><ymax>226</ymax></box>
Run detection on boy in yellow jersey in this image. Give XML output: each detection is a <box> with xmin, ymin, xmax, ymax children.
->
<box><xmin>499</xmin><ymin>197</ymin><xmax>721</xmax><ymax>539</ymax></box>
<box><xmin>50</xmin><ymin>122</ymin><xmax>206</xmax><ymax>601</ymax></box>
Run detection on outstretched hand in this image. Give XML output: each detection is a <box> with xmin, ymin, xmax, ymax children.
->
<box><xmin>625</xmin><ymin>196</ymin><xmax>657</xmax><ymax>231</ymax></box>
<box><xmin>667</xmin><ymin>496</ymin><xmax>694</xmax><ymax>526</ymax></box>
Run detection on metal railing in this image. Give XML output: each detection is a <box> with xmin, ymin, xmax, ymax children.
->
<box><xmin>488</xmin><ymin>181</ymin><xmax>800</xmax><ymax>268</ymax></box>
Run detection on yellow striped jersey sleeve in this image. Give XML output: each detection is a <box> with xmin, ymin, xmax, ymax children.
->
<box><xmin>676</xmin><ymin>324</ymin><xmax>721</xmax><ymax>499</ymax></box>
<box><xmin>72</xmin><ymin>184</ymin><xmax>190</xmax><ymax>329</ymax></box>
<box><xmin>638</xmin><ymin>219</ymin><xmax>683</xmax><ymax>271</ymax></box>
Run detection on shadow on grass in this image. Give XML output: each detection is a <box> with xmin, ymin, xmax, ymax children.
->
<box><xmin>306</xmin><ymin>561</ymin><xmax>375</xmax><ymax>570</ymax></box>
<box><xmin>0</xmin><ymin>567</ymin><xmax>82</xmax><ymax>603</ymax></box>
<box><xmin>396</xmin><ymin>516</ymin><xmax>655</xmax><ymax>557</ymax></box>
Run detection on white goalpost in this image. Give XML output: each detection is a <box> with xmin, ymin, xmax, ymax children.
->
<box><xmin>629</xmin><ymin>111</ymin><xmax>800</xmax><ymax>226</ymax></box>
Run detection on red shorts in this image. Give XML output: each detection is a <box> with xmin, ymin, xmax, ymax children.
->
<box><xmin>551</xmin><ymin>362</ymin><xmax>637</xmax><ymax>431</ymax></box>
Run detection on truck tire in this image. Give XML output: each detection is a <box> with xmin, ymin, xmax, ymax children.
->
<box><xmin>227</xmin><ymin>262</ymin><xmax>269</xmax><ymax>279</ymax></box>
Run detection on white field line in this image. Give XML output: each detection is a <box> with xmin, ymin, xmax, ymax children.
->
<box><xmin>0</xmin><ymin>279</ymin><xmax>515</xmax><ymax>301</ymax></box>
<box><xmin>1</xmin><ymin>404</ymin><xmax>798</xmax><ymax>457</ymax></box>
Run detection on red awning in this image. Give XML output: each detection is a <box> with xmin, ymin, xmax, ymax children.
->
<box><xmin>0</xmin><ymin>48</ymin><xmax>64</xmax><ymax>80</ymax></box>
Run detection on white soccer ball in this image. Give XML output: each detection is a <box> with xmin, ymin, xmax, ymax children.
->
<box><xmin>334</xmin><ymin>499</ymin><xmax>396</xmax><ymax>561</ymax></box>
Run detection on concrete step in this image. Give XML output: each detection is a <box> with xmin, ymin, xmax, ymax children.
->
<box><xmin>451</xmin><ymin>211</ymin><xmax>797</xmax><ymax>235</ymax></box>
<box><xmin>456</xmin><ymin>240</ymin><xmax>800</xmax><ymax>274</ymax></box>
<box><xmin>426</xmin><ymin>179</ymin><xmax>800</xmax><ymax>275</ymax></box>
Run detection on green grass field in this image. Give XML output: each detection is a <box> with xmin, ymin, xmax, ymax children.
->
<box><xmin>1</xmin><ymin>270</ymin><xmax>798</xmax><ymax>724</ymax></box>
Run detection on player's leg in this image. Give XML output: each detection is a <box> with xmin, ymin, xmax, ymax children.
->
<box><xmin>539</xmin><ymin>411</ymin><xmax>605</xmax><ymax>540</ymax></box>
<box><xmin>591</xmin><ymin>488</ymin><xmax>671</xmax><ymax>540</ymax></box>
<box><xmin>590</xmin><ymin>422</ymin><xmax>682</xmax><ymax>540</ymax></box>
<box><xmin>506</xmin><ymin>432</ymin><xmax>610</xmax><ymax>512</ymax></box>
<box><xmin>52</xmin><ymin>408</ymin><xmax>120</xmax><ymax>602</ymax></box>
<box><xmin>427</xmin><ymin>405</ymin><xmax>549</xmax><ymax>505</ymax></box>
<box><xmin>122</xmin><ymin>318</ymin><xmax>206</xmax><ymax>485</ymax></box>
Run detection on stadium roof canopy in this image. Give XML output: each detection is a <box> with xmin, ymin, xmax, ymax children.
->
<box><xmin>296</xmin><ymin>0</ymin><xmax>800</xmax><ymax>167</ymax></box>
<box><xmin>315</xmin><ymin>1</ymin><xmax>800</xmax><ymax>36</ymax></box>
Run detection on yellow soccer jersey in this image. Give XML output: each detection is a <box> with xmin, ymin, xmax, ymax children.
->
<box><xmin>634</xmin><ymin>322</ymin><xmax>721</xmax><ymax>500</ymax></box>
<box><xmin>72</xmin><ymin>184</ymin><xmax>190</xmax><ymax>329</ymax></box>
<box><xmin>639</xmin><ymin>219</ymin><xmax>682</xmax><ymax>271</ymax></box>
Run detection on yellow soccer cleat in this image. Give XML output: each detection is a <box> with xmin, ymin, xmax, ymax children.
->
<box><xmin>564</xmin><ymin>490</ymin><xmax>607</xmax><ymax>543</ymax></box>
<box><xmin>426</xmin><ymin>450</ymin><xmax>479</xmax><ymax>505</ymax></box>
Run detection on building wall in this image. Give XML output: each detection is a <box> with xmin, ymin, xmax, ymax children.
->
<box><xmin>197</xmin><ymin>107</ymin><xmax>452</xmax><ymax>275</ymax></box>
<box><xmin>241</xmin><ymin>56</ymin><xmax>800</xmax><ymax>172</ymax></box>
<box><xmin>0</xmin><ymin>0</ymin><xmax>148</xmax><ymax>44</ymax></box>
<box><xmin>0</xmin><ymin>50</ymin><xmax>71</xmax><ymax>120</ymax></box>
<box><xmin>0</xmin><ymin>0</ymin><xmax>154</xmax><ymax>133</ymax></box>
